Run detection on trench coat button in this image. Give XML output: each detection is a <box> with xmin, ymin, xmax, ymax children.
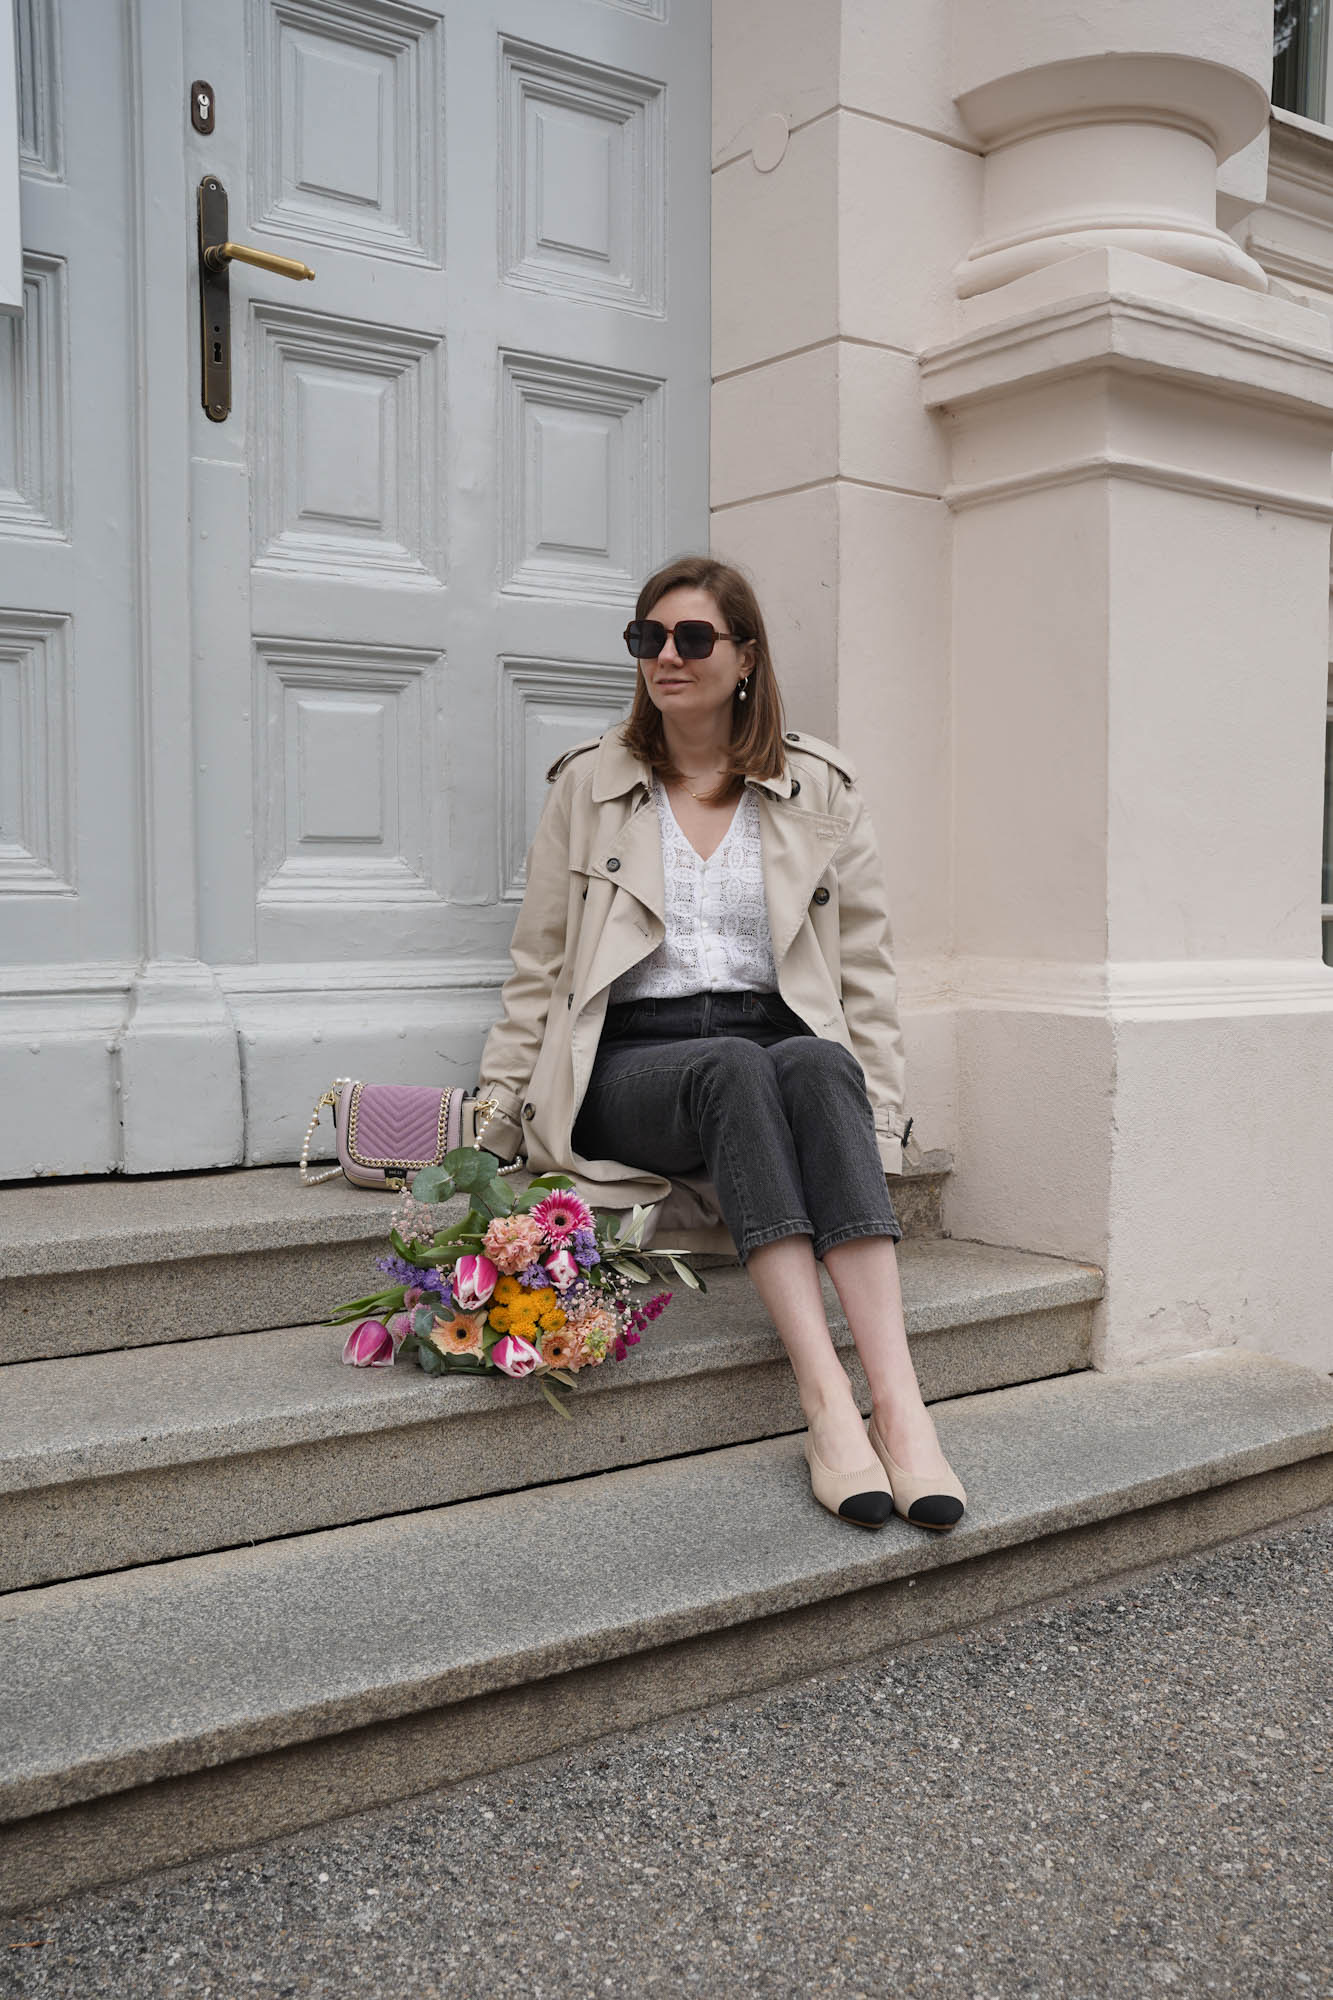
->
<box><xmin>785</xmin><ymin>731</ymin><xmax>800</xmax><ymax>743</ymax></box>
<box><xmin>566</xmin><ymin>993</ymin><xmax>573</xmax><ymax>1008</ymax></box>
<box><xmin>606</xmin><ymin>857</ymin><xmax>620</xmax><ymax>871</ymax></box>
<box><xmin>522</xmin><ymin>1102</ymin><xmax>535</xmax><ymax>1121</ymax></box>
<box><xmin>812</xmin><ymin>885</ymin><xmax>830</xmax><ymax>905</ymax></box>
<box><xmin>790</xmin><ymin>779</ymin><xmax>801</xmax><ymax>797</ymax></box>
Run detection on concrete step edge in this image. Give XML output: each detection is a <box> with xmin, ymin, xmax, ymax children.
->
<box><xmin>2</xmin><ymin>1347</ymin><xmax>1329</xmax><ymax>1827</ymax></box>
<box><xmin>0</xmin><ymin>1155</ymin><xmax>957</xmax><ymax>1282</ymax></box>
<box><xmin>0</xmin><ymin>1247</ymin><xmax>1101</xmax><ymax>1495</ymax></box>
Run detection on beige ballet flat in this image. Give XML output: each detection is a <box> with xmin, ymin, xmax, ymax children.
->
<box><xmin>867</xmin><ymin>1412</ymin><xmax>966</xmax><ymax>1532</ymax></box>
<box><xmin>802</xmin><ymin>1428</ymin><xmax>895</xmax><ymax>1528</ymax></box>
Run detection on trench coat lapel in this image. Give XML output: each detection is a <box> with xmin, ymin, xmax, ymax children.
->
<box><xmin>581</xmin><ymin>787</ymin><xmax>666</xmax><ymax>1001</ymax></box>
<box><xmin>753</xmin><ymin>782</ymin><xmax>848</xmax><ymax>968</ymax></box>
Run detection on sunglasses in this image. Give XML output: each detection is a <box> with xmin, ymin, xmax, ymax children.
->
<box><xmin>623</xmin><ymin>619</ymin><xmax>740</xmax><ymax>661</ymax></box>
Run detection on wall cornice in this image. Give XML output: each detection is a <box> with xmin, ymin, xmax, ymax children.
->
<box><xmin>920</xmin><ymin>258</ymin><xmax>1333</xmax><ymax>423</ymax></box>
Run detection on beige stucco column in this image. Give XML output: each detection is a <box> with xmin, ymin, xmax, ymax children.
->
<box><xmin>922</xmin><ymin>2</ymin><xmax>1333</xmax><ymax>1371</ymax></box>
<box><xmin>712</xmin><ymin>0</ymin><xmax>1333</xmax><ymax>1373</ymax></box>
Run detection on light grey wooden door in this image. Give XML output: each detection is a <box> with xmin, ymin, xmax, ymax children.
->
<box><xmin>0</xmin><ymin>0</ymin><xmax>709</xmax><ymax>1176</ymax></box>
<box><xmin>186</xmin><ymin>0</ymin><xmax>709</xmax><ymax>1163</ymax></box>
<box><xmin>0</xmin><ymin>0</ymin><xmax>142</xmax><ymax>1173</ymax></box>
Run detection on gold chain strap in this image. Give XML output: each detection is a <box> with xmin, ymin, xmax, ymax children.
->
<box><xmin>299</xmin><ymin>1082</ymin><xmax>351</xmax><ymax>1186</ymax></box>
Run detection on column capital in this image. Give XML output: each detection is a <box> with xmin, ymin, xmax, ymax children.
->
<box><xmin>950</xmin><ymin>3</ymin><xmax>1273</xmax><ymax>298</ymax></box>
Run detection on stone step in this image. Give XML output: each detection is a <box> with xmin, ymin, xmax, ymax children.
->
<box><xmin>0</xmin><ymin>1240</ymin><xmax>1099</xmax><ymax>1590</ymax></box>
<box><xmin>0</xmin><ymin>1156</ymin><xmax>952</xmax><ymax>1365</ymax></box>
<box><xmin>2</xmin><ymin>1347</ymin><xmax>1330</xmax><ymax>1915</ymax></box>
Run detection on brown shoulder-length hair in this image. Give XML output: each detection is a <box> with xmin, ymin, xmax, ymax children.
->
<box><xmin>621</xmin><ymin>554</ymin><xmax>787</xmax><ymax>802</ymax></box>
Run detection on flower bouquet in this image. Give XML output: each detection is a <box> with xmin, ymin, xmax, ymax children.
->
<box><xmin>331</xmin><ymin>1147</ymin><xmax>702</xmax><ymax>1416</ymax></box>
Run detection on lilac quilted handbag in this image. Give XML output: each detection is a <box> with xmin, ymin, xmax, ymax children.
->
<box><xmin>299</xmin><ymin>1080</ymin><xmax>470</xmax><ymax>1190</ymax></box>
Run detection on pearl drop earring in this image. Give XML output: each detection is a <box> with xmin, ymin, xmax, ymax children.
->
<box><xmin>736</xmin><ymin>678</ymin><xmax>748</xmax><ymax>702</ymax></box>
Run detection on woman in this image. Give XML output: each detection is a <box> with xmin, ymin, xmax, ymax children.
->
<box><xmin>477</xmin><ymin>554</ymin><xmax>965</xmax><ymax>1533</ymax></box>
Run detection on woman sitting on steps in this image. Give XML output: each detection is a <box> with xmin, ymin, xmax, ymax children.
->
<box><xmin>476</xmin><ymin>553</ymin><xmax>965</xmax><ymax>1532</ymax></box>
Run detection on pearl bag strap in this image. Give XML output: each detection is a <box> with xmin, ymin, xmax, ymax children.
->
<box><xmin>298</xmin><ymin>1081</ymin><xmax>351</xmax><ymax>1186</ymax></box>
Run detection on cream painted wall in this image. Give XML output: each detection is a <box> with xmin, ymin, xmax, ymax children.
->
<box><xmin>714</xmin><ymin>0</ymin><xmax>1333</xmax><ymax>1377</ymax></box>
<box><xmin>710</xmin><ymin>0</ymin><xmax>981</xmax><ymax>1156</ymax></box>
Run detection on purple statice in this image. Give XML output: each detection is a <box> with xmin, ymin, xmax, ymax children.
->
<box><xmin>517</xmin><ymin>1261</ymin><xmax>550</xmax><ymax>1289</ymax></box>
<box><xmin>375</xmin><ymin>1253</ymin><xmax>449</xmax><ymax>1296</ymax></box>
<box><xmin>570</xmin><ymin>1227</ymin><xmax>600</xmax><ymax>1269</ymax></box>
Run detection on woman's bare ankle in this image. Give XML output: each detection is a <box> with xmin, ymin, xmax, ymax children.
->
<box><xmin>801</xmin><ymin>1379</ymin><xmax>875</xmax><ymax>1473</ymax></box>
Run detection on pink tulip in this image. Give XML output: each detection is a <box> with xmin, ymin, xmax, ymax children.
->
<box><xmin>490</xmin><ymin>1333</ymin><xmax>541</xmax><ymax>1378</ymax></box>
<box><xmin>341</xmin><ymin>1319</ymin><xmax>401</xmax><ymax>1367</ymax></box>
<box><xmin>453</xmin><ymin>1253</ymin><xmax>499</xmax><ymax>1309</ymax></box>
<box><xmin>544</xmin><ymin>1246</ymin><xmax>580</xmax><ymax>1292</ymax></box>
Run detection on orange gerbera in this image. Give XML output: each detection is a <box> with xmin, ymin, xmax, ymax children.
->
<box><xmin>430</xmin><ymin>1308</ymin><xmax>487</xmax><ymax>1358</ymax></box>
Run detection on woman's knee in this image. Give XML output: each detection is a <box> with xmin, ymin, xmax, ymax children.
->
<box><xmin>773</xmin><ymin>1034</ymin><xmax>866</xmax><ymax>1096</ymax></box>
<box><xmin>690</xmin><ymin>1035</ymin><xmax>773</xmax><ymax>1094</ymax></box>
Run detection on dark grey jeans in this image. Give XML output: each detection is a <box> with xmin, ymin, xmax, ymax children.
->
<box><xmin>572</xmin><ymin>990</ymin><xmax>902</xmax><ymax>1263</ymax></box>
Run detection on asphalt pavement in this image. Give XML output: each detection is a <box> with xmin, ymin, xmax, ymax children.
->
<box><xmin>3</xmin><ymin>1503</ymin><xmax>1331</xmax><ymax>2000</ymax></box>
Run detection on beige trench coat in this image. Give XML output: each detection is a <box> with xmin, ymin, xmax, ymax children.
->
<box><xmin>477</xmin><ymin>723</ymin><xmax>914</xmax><ymax>1249</ymax></box>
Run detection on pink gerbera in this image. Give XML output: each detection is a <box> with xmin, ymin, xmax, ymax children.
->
<box><xmin>531</xmin><ymin>1191</ymin><xmax>593</xmax><ymax>1243</ymax></box>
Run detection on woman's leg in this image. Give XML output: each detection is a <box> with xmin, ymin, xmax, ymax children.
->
<box><xmin>764</xmin><ymin>1034</ymin><xmax>949</xmax><ymax>1479</ymax></box>
<box><xmin>743</xmin><ymin>1237</ymin><xmax>883</xmax><ymax>1475</ymax></box>
<box><xmin>821</xmin><ymin>1237</ymin><xmax>955</xmax><ymax>1481</ymax></box>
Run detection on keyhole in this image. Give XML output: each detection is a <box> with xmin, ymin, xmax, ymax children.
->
<box><xmin>197</xmin><ymin>91</ymin><xmax>211</xmax><ymax>119</ymax></box>
<box><xmin>212</xmin><ymin>341</ymin><xmax>223</xmax><ymax>363</ymax></box>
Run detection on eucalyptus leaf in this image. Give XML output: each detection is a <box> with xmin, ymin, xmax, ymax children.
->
<box><xmin>411</xmin><ymin>1167</ymin><xmax>457</xmax><ymax>1204</ymax></box>
<box><xmin>610</xmin><ymin>1256</ymin><xmax>651</xmax><ymax>1285</ymax></box>
<box><xmin>516</xmin><ymin>1174</ymin><xmax>574</xmax><ymax>1209</ymax></box>
<box><xmin>535</xmin><ymin>1376</ymin><xmax>574</xmax><ymax>1418</ymax></box>
<box><xmin>444</xmin><ymin>1150</ymin><xmax>505</xmax><ymax>1193</ymax></box>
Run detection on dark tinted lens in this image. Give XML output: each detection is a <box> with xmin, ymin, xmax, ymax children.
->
<box><xmin>625</xmin><ymin>620</ymin><xmax>667</xmax><ymax>659</ymax></box>
<box><xmin>674</xmin><ymin>621</ymin><xmax>719</xmax><ymax>659</ymax></box>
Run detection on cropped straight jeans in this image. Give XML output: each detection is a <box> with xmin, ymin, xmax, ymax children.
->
<box><xmin>571</xmin><ymin>990</ymin><xmax>902</xmax><ymax>1264</ymax></box>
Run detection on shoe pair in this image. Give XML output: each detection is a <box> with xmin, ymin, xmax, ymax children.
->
<box><xmin>803</xmin><ymin>1416</ymin><xmax>966</xmax><ymax>1533</ymax></box>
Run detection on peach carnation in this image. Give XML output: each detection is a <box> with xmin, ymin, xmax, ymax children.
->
<box><xmin>482</xmin><ymin>1213</ymin><xmax>545</xmax><ymax>1275</ymax></box>
<box><xmin>564</xmin><ymin>1301</ymin><xmax>618</xmax><ymax>1363</ymax></box>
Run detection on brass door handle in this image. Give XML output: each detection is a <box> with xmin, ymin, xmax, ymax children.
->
<box><xmin>203</xmin><ymin>241</ymin><xmax>315</xmax><ymax>282</ymax></box>
<box><xmin>198</xmin><ymin>176</ymin><xmax>316</xmax><ymax>422</ymax></box>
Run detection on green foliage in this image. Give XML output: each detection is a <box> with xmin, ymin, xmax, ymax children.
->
<box><xmin>514</xmin><ymin>1173</ymin><xmax>575</xmax><ymax>1213</ymax></box>
<box><xmin>325</xmin><ymin>1289</ymin><xmax>405</xmax><ymax>1326</ymax></box>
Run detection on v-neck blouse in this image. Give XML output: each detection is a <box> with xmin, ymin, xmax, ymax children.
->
<box><xmin>607</xmin><ymin>781</ymin><xmax>779</xmax><ymax>1003</ymax></box>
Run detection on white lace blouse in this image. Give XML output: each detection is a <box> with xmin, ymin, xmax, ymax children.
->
<box><xmin>608</xmin><ymin>781</ymin><xmax>778</xmax><ymax>1002</ymax></box>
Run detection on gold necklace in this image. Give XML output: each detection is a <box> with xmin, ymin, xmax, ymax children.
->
<box><xmin>677</xmin><ymin>770</ymin><xmax>728</xmax><ymax>802</ymax></box>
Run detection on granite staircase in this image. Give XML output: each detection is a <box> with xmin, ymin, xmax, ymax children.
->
<box><xmin>2</xmin><ymin>1160</ymin><xmax>1331</xmax><ymax>1915</ymax></box>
